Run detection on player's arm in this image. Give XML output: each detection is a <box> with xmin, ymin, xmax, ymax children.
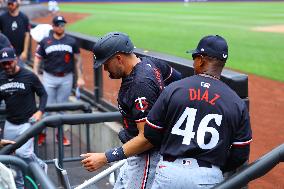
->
<box><xmin>222</xmin><ymin>104</ymin><xmax>252</xmax><ymax>172</ymax></box>
<box><xmin>20</xmin><ymin>32</ymin><xmax>30</xmax><ymax>61</ymax></box>
<box><xmin>81</xmin><ymin>122</ymin><xmax>153</xmax><ymax>172</ymax></box>
<box><xmin>33</xmin><ymin>43</ymin><xmax>45</xmax><ymax>76</ymax></box>
<box><xmin>20</xmin><ymin>16</ymin><xmax>31</xmax><ymax>61</ymax></box>
<box><xmin>30</xmin><ymin>73</ymin><xmax>48</xmax><ymax>122</ymax></box>
<box><xmin>0</xmin><ymin>139</ymin><xmax>15</xmax><ymax>148</ymax></box>
<box><xmin>162</xmin><ymin>66</ymin><xmax>182</xmax><ymax>86</ymax></box>
<box><xmin>153</xmin><ymin>58</ymin><xmax>182</xmax><ymax>86</ymax></box>
<box><xmin>74</xmin><ymin>53</ymin><xmax>85</xmax><ymax>88</ymax></box>
<box><xmin>33</xmin><ymin>55</ymin><xmax>41</xmax><ymax>76</ymax></box>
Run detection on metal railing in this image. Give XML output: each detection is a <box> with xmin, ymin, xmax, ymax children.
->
<box><xmin>0</xmin><ymin>155</ymin><xmax>57</xmax><ymax>189</ymax></box>
<box><xmin>0</xmin><ymin>112</ymin><xmax>122</xmax><ymax>168</ymax></box>
<box><xmin>75</xmin><ymin>159</ymin><xmax>126</xmax><ymax>189</ymax></box>
<box><xmin>214</xmin><ymin>143</ymin><xmax>284</xmax><ymax>189</ymax></box>
<box><xmin>0</xmin><ymin>102</ymin><xmax>94</xmax><ymax>162</ymax></box>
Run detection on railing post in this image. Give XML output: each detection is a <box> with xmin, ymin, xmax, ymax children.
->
<box><xmin>94</xmin><ymin>67</ymin><xmax>103</xmax><ymax>104</ymax></box>
<box><xmin>58</xmin><ymin>125</ymin><xmax>64</xmax><ymax>168</ymax></box>
<box><xmin>86</xmin><ymin>124</ymin><xmax>91</xmax><ymax>152</ymax></box>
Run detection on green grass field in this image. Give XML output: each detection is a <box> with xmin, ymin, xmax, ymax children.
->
<box><xmin>60</xmin><ymin>2</ymin><xmax>284</xmax><ymax>81</ymax></box>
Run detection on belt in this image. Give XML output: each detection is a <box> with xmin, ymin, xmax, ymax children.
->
<box><xmin>51</xmin><ymin>72</ymin><xmax>68</xmax><ymax>77</ymax></box>
<box><xmin>163</xmin><ymin>155</ymin><xmax>212</xmax><ymax>168</ymax></box>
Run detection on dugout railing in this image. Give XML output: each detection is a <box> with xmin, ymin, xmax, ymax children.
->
<box><xmin>0</xmin><ymin>112</ymin><xmax>122</xmax><ymax>167</ymax></box>
<box><xmin>0</xmin><ymin>155</ymin><xmax>57</xmax><ymax>189</ymax></box>
<box><xmin>0</xmin><ymin>112</ymin><xmax>122</xmax><ymax>188</ymax></box>
<box><xmin>0</xmin><ymin>102</ymin><xmax>94</xmax><ymax>165</ymax></box>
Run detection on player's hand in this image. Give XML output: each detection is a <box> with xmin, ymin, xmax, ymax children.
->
<box><xmin>20</xmin><ymin>51</ymin><xmax>28</xmax><ymax>61</ymax></box>
<box><xmin>30</xmin><ymin>111</ymin><xmax>43</xmax><ymax>123</ymax></box>
<box><xmin>0</xmin><ymin>139</ymin><xmax>15</xmax><ymax>148</ymax></box>
<box><xmin>80</xmin><ymin>153</ymin><xmax>107</xmax><ymax>172</ymax></box>
<box><xmin>77</xmin><ymin>77</ymin><xmax>85</xmax><ymax>88</ymax></box>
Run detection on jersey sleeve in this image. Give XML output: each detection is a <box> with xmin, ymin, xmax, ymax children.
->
<box><xmin>72</xmin><ymin>39</ymin><xmax>80</xmax><ymax>54</ymax></box>
<box><xmin>23</xmin><ymin>14</ymin><xmax>30</xmax><ymax>32</ymax></box>
<box><xmin>35</xmin><ymin>41</ymin><xmax>46</xmax><ymax>58</ymax></box>
<box><xmin>31</xmin><ymin>73</ymin><xmax>47</xmax><ymax>112</ymax></box>
<box><xmin>232</xmin><ymin>103</ymin><xmax>252</xmax><ymax>147</ymax></box>
<box><xmin>144</xmin><ymin>88</ymin><xmax>169</xmax><ymax>146</ymax></box>
<box><xmin>151</xmin><ymin>58</ymin><xmax>182</xmax><ymax>86</ymax></box>
<box><xmin>129</xmin><ymin>79</ymin><xmax>160</xmax><ymax>123</ymax></box>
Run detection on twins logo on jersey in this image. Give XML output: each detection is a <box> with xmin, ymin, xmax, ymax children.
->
<box><xmin>135</xmin><ymin>97</ymin><xmax>148</xmax><ymax>113</ymax></box>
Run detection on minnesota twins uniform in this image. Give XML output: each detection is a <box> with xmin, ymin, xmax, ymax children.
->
<box><xmin>114</xmin><ymin>57</ymin><xmax>181</xmax><ymax>189</ymax></box>
<box><xmin>144</xmin><ymin>75</ymin><xmax>252</xmax><ymax>189</ymax></box>
<box><xmin>35</xmin><ymin>34</ymin><xmax>80</xmax><ymax>104</ymax></box>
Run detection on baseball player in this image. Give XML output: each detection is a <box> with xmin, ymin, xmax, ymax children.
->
<box><xmin>0</xmin><ymin>0</ymin><xmax>30</xmax><ymax>64</ymax></box>
<box><xmin>33</xmin><ymin>15</ymin><xmax>85</xmax><ymax>146</ymax></box>
<box><xmin>0</xmin><ymin>47</ymin><xmax>48</xmax><ymax>189</ymax></box>
<box><xmin>144</xmin><ymin>35</ymin><xmax>252</xmax><ymax>189</ymax></box>
<box><xmin>81</xmin><ymin>32</ymin><xmax>182</xmax><ymax>189</ymax></box>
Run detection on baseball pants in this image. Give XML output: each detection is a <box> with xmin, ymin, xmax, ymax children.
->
<box><xmin>43</xmin><ymin>71</ymin><xmax>73</xmax><ymax>104</ymax></box>
<box><xmin>151</xmin><ymin>157</ymin><xmax>223</xmax><ymax>189</ymax></box>
<box><xmin>114</xmin><ymin>150</ymin><xmax>160</xmax><ymax>189</ymax></box>
<box><xmin>3</xmin><ymin>120</ymin><xmax>47</xmax><ymax>189</ymax></box>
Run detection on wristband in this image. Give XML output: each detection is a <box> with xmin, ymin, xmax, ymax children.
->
<box><xmin>105</xmin><ymin>146</ymin><xmax>127</xmax><ymax>163</ymax></box>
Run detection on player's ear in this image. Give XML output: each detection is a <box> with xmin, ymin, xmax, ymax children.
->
<box><xmin>116</xmin><ymin>54</ymin><xmax>124</xmax><ymax>65</ymax></box>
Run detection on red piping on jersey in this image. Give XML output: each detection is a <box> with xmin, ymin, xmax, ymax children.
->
<box><xmin>164</xmin><ymin>67</ymin><xmax>173</xmax><ymax>81</ymax></box>
<box><xmin>232</xmin><ymin>139</ymin><xmax>252</xmax><ymax>146</ymax></box>
<box><xmin>146</xmin><ymin>118</ymin><xmax>164</xmax><ymax>130</ymax></box>
<box><xmin>123</xmin><ymin>118</ymin><xmax>129</xmax><ymax>129</ymax></box>
<box><xmin>140</xmin><ymin>153</ymin><xmax>150</xmax><ymax>189</ymax></box>
<box><xmin>135</xmin><ymin>117</ymin><xmax>147</xmax><ymax>123</ymax></box>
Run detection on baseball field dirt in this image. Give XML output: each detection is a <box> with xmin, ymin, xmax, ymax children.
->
<box><xmin>32</xmin><ymin>12</ymin><xmax>284</xmax><ymax>189</ymax></box>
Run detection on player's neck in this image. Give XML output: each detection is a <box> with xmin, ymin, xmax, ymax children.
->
<box><xmin>126</xmin><ymin>55</ymin><xmax>141</xmax><ymax>76</ymax></box>
<box><xmin>9</xmin><ymin>9</ymin><xmax>19</xmax><ymax>17</ymax></box>
<box><xmin>53</xmin><ymin>33</ymin><xmax>65</xmax><ymax>40</ymax></box>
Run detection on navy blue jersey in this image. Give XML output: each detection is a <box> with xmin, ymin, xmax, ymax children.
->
<box><xmin>0</xmin><ymin>12</ymin><xmax>30</xmax><ymax>56</ymax></box>
<box><xmin>0</xmin><ymin>68</ymin><xmax>47</xmax><ymax>124</ymax></box>
<box><xmin>144</xmin><ymin>75</ymin><xmax>252</xmax><ymax>167</ymax></box>
<box><xmin>118</xmin><ymin>57</ymin><xmax>181</xmax><ymax>141</ymax></box>
<box><xmin>35</xmin><ymin>34</ymin><xmax>80</xmax><ymax>74</ymax></box>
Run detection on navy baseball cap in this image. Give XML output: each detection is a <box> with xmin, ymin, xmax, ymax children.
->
<box><xmin>7</xmin><ymin>0</ymin><xmax>17</xmax><ymax>3</ymax></box>
<box><xmin>187</xmin><ymin>35</ymin><xmax>228</xmax><ymax>61</ymax></box>
<box><xmin>0</xmin><ymin>47</ymin><xmax>17</xmax><ymax>63</ymax></box>
<box><xmin>93</xmin><ymin>32</ymin><xmax>134</xmax><ymax>69</ymax></box>
<box><xmin>52</xmin><ymin>16</ymin><xmax>67</xmax><ymax>25</ymax></box>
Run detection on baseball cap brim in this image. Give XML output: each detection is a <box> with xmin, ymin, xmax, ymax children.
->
<box><xmin>186</xmin><ymin>49</ymin><xmax>200</xmax><ymax>55</ymax></box>
<box><xmin>93</xmin><ymin>55</ymin><xmax>112</xmax><ymax>69</ymax></box>
<box><xmin>0</xmin><ymin>57</ymin><xmax>16</xmax><ymax>63</ymax></box>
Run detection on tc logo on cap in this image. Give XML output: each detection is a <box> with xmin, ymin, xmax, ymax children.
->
<box><xmin>57</xmin><ymin>16</ymin><xmax>63</xmax><ymax>20</ymax></box>
<box><xmin>2</xmin><ymin>52</ymin><xmax>8</xmax><ymax>58</ymax></box>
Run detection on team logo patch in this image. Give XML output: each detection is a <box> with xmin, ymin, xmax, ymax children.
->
<box><xmin>64</xmin><ymin>53</ymin><xmax>71</xmax><ymax>63</ymax></box>
<box><xmin>11</xmin><ymin>21</ymin><xmax>18</xmax><ymax>31</ymax></box>
<box><xmin>135</xmin><ymin>97</ymin><xmax>148</xmax><ymax>113</ymax></box>
<box><xmin>2</xmin><ymin>52</ymin><xmax>8</xmax><ymax>58</ymax></box>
